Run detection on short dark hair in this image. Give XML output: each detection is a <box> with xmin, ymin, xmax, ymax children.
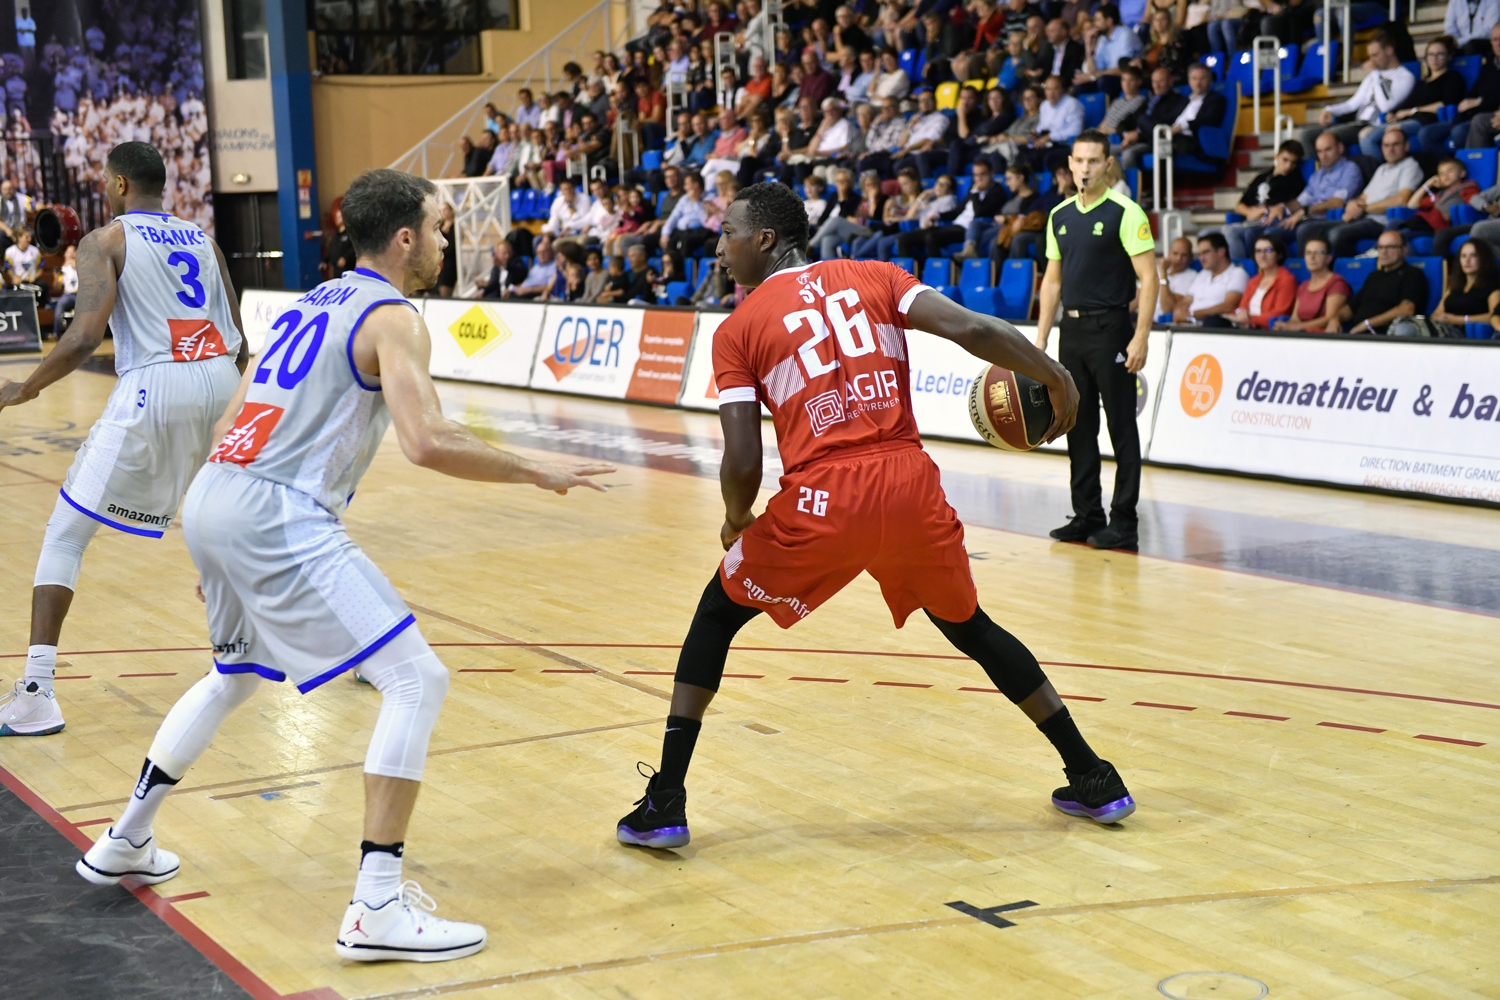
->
<box><xmin>1098</xmin><ymin>3</ymin><xmax>1121</xmax><ymax>22</ymax></box>
<box><xmin>734</xmin><ymin>181</ymin><xmax>810</xmax><ymax>253</ymax></box>
<box><xmin>1197</xmin><ymin>231</ymin><xmax>1230</xmax><ymax>254</ymax></box>
<box><xmin>1121</xmin><ymin>64</ymin><xmax>1144</xmax><ymax>82</ymax></box>
<box><xmin>1277</xmin><ymin>138</ymin><xmax>1305</xmax><ymax>159</ymax></box>
<box><xmin>1072</xmin><ymin>128</ymin><xmax>1109</xmax><ymax>153</ymax></box>
<box><xmin>340</xmin><ymin>169</ymin><xmax>437</xmax><ymax>258</ymax></box>
<box><xmin>105</xmin><ymin>142</ymin><xmax>166</xmax><ymax>197</ymax></box>
<box><xmin>1253</xmin><ymin>234</ymin><xmax>1287</xmax><ymax>264</ymax></box>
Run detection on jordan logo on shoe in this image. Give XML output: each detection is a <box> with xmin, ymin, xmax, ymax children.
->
<box><xmin>348</xmin><ymin>916</ymin><xmax>368</xmax><ymax>938</ymax></box>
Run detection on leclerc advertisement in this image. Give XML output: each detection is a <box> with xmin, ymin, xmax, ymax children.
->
<box><xmin>1150</xmin><ymin>332</ymin><xmax>1500</xmax><ymax>502</ymax></box>
<box><xmin>238</xmin><ymin>289</ymin><xmax>301</xmax><ymax>354</ymax></box>
<box><xmin>423</xmin><ymin>299</ymin><xmax>546</xmax><ymax>387</ymax></box>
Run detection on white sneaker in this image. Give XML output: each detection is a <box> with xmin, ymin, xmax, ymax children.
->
<box><xmin>76</xmin><ymin>827</ymin><xmax>181</xmax><ymax>886</ymax></box>
<box><xmin>335</xmin><ymin>880</ymin><xmax>487</xmax><ymax>962</ymax></box>
<box><xmin>0</xmin><ymin>679</ymin><xmax>65</xmax><ymax>736</ymax></box>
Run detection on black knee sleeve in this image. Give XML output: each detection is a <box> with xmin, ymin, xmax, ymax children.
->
<box><xmin>925</xmin><ymin>606</ymin><xmax>1048</xmax><ymax>704</ymax></box>
<box><xmin>674</xmin><ymin>574</ymin><xmax>763</xmax><ymax>692</ymax></box>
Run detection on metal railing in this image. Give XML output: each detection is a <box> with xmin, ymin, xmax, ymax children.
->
<box><xmin>390</xmin><ymin>0</ymin><xmax>634</xmax><ymax>179</ymax></box>
<box><xmin>763</xmin><ymin>0</ymin><xmax>784</xmax><ymax>67</ymax></box>
<box><xmin>10</xmin><ymin>136</ymin><xmax>110</xmax><ymax>235</ymax></box>
<box><xmin>1274</xmin><ymin>112</ymin><xmax>1294</xmax><ymax>153</ymax></box>
<box><xmin>1251</xmin><ymin>36</ymin><xmax>1281</xmax><ymax>137</ymax></box>
<box><xmin>1322</xmin><ymin>0</ymin><xmax>1352</xmax><ymax>87</ymax></box>
<box><xmin>432</xmin><ymin>176</ymin><xmax>512</xmax><ymax>296</ymax></box>
<box><xmin>714</xmin><ymin>31</ymin><xmax>736</xmax><ymax>108</ymax></box>
<box><xmin>1152</xmin><ymin>124</ymin><xmax>1174</xmax><ymax>212</ymax></box>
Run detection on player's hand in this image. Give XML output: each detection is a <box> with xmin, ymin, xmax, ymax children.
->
<box><xmin>195</xmin><ymin>580</ymin><xmax>206</xmax><ymax>603</ymax></box>
<box><xmin>0</xmin><ymin>377</ymin><xmax>35</xmax><ymax>413</ymax></box>
<box><xmin>531</xmin><ymin>459</ymin><xmax>617</xmax><ymax>494</ymax></box>
<box><xmin>1042</xmin><ymin>370</ymin><xmax>1079</xmax><ymax>444</ymax></box>
<box><xmin>721</xmin><ymin>510</ymin><xmax>756</xmax><ymax>550</ymax></box>
<box><xmin>1125</xmin><ymin>335</ymin><xmax>1148</xmax><ymax>373</ymax></box>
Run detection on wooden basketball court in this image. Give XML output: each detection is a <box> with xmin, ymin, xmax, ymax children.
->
<box><xmin>1</xmin><ymin>353</ymin><xmax>1496</xmax><ymax>999</ymax></box>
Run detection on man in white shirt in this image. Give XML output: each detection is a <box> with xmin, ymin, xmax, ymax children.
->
<box><xmin>1296</xmin><ymin>31</ymin><xmax>1414</xmax><ymax>155</ymax></box>
<box><xmin>1035</xmin><ymin>74</ymin><xmax>1086</xmax><ymax>148</ymax></box>
<box><xmin>1447</xmin><ymin>0</ymin><xmax>1500</xmax><ymax>55</ymax></box>
<box><xmin>892</xmin><ymin>89</ymin><xmax>953</xmax><ymax>177</ymax></box>
<box><xmin>542</xmin><ymin>179</ymin><xmax>592</xmax><ymax>240</ymax></box>
<box><xmin>1075</xmin><ymin>3</ymin><xmax>1142</xmax><ymax>96</ymax></box>
<box><xmin>1154</xmin><ymin>237</ymin><xmax>1197</xmax><ymax>318</ymax></box>
<box><xmin>1162</xmin><ymin>232</ymin><xmax>1247</xmax><ymax>327</ymax></box>
<box><xmin>52</xmin><ymin>243</ymin><xmax>79</xmax><ymax>338</ymax></box>
<box><xmin>1307</xmin><ymin>126</ymin><xmax>1424</xmax><ymax>258</ymax></box>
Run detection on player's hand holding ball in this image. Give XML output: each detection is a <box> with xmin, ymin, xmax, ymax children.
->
<box><xmin>969</xmin><ymin>365</ymin><xmax>1078</xmax><ymax>449</ymax></box>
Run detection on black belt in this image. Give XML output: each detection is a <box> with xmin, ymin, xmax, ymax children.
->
<box><xmin>1063</xmin><ymin>307</ymin><xmax>1121</xmax><ymax>318</ymax></box>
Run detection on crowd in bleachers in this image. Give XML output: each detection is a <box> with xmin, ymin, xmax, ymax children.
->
<box><xmin>431</xmin><ymin>0</ymin><xmax>1500</xmax><ymax>334</ymax></box>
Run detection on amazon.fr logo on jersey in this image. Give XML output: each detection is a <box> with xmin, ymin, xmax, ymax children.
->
<box><xmin>209</xmin><ymin>402</ymin><xmax>283</xmax><ymax>465</ymax></box>
<box><xmin>168</xmin><ymin>319</ymin><xmax>228</xmax><ymax>362</ymax></box>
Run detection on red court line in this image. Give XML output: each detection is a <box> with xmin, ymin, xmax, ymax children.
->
<box><xmin>789</xmin><ymin>676</ymin><xmax>848</xmax><ymax>683</ymax></box>
<box><xmin>1415</xmin><ymin>734</ymin><xmax>1486</xmax><ymax>747</ymax></box>
<box><xmin>1135</xmin><ymin>701</ymin><xmax>1197</xmax><ymax>711</ymax></box>
<box><xmin>163</xmin><ymin>891</ymin><xmax>211</xmax><ymax>903</ymax></box>
<box><xmin>875</xmin><ymin>681</ymin><xmax>932</xmax><ymax>688</ymax></box>
<box><xmin>119</xmin><ymin>672</ymin><xmax>177</xmax><ymax>678</ymax></box>
<box><xmin>54</xmin><ymin>675</ymin><xmax>91</xmax><ymax>680</ymax></box>
<box><xmin>1318</xmin><ymin>722</ymin><xmax>1386</xmax><ymax>733</ymax></box>
<box><xmin>1060</xmin><ymin>695</ymin><xmax>1106</xmax><ymax>702</ymax></box>
<box><xmin>0</xmin><ymin>647</ymin><xmax>207</xmax><ymax>658</ymax></box>
<box><xmin>540</xmin><ymin>669</ymin><xmax>594</xmax><ymax>674</ymax></box>
<box><xmin>75</xmin><ymin>817</ymin><xmax>113</xmax><ymax>826</ymax></box>
<box><xmin>723</xmin><ymin>673</ymin><xmax>765</xmax><ymax>679</ymax></box>
<box><xmin>959</xmin><ymin>686</ymin><xmax>1002</xmax><ymax>693</ymax></box>
<box><xmin>1225</xmin><ymin>711</ymin><xmax>1290</xmax><ymax>721</ymax></box>
<box><xmin>624</xmin><ymin>670</ymin><xmax>675</xmax><ymax>675</ymax></box>
<box><xmin>0</xmin><ymin>763</ymin><xmax>305</xmax><ymax>1000</ymax></box>
<box><xmin>457</xmin><ymin>668</ymin><xmax>515</xmax><ymax>673</ymax></box>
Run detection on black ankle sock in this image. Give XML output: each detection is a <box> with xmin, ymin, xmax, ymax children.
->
<box><xmin>657</xmin><ymin>715</ymin><xmax>702</xmax><ymax>789</ymax></box>
<box><xmin>1036</xmin><ymin>708</ymin><xmax>1101</xmax><ymax>774</ymax></box>
<box><xmin>133</xmin><ymin>758</ymin><xmax>181</xmax><ymax>799</ymax></box>
<box><xmin>359</xmin><ymin>840</ymin><xmax>404</xmax><ymax>860</ymax></box>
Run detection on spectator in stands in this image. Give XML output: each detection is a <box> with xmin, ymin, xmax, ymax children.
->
<box><xmin>1162</xmin><ymin>231</ymin><xmax>1248</xmax><ymax>327</ymax></box>
<box><xmin>1314</xmin><ymin>127</ymin><xmax>1422</xmax><ymax>258</ymax></box>
<box><xmin>485</xmin><ymin>124</ymin><xmax>518</xmax><ymax>177</ymax></box>
<box><xmin>811</xmin><ymin>167</ymin><xmax>860</xmax><ymax>230</ymax></box>
<box><xmin>891</xmin><ymin>173</ymin><xmax>959</xmax><ymax>258</ymax></box>
<box><xmin>701</xmin><ymin>107</ymin><xmax>750</xmax><ymax>190</ymax></box>
<box><xmin>855</xmin><ymin>96</ymin><xmax>908</xmax><ymax>174</ymax></box>
<box><xmin>1455</xmin><ymin>24</ymin><xmax>1500</xmax><ymax>147</ymax></box>
<box><xmin>1168</xmin><ymin>63</ymin><xmax>1228</xmax><ymax>160</ymax></box>
<box><xmin>1097</xmin><ymin>65</ymin><xmax>1147</xmax><ymax>138</ymax></box>
<box><xmin>1028</xmin><ymin>74</ymin><xmax>1085</xmax><ymax>168</ymax></box>
<box><xmin>1202</xmin><ymin>0</ymin><xmax>1246</xmax><ymax>55</ymax></box>
<box><xmin>1373</xmin><ymin>36</ymin><xmax>1465</xmax><ymax>157</ymax></box>
<box><xmin>903</xmin><ymin>158</ymin><xmax>1004</xmax><ymax>261</ymax></box>
<box><xmin>1142</xmin><ymin>8</ymin><xmax>1191</xmax><ymax>80</ymax></box>
<box><xmin>557</xmin><ymin>260</ymin><xmax>588</xmax><ymax>302</ymax></box>
<box><xmin>515</xmin><ymin>235</ymin><xmax>561</xmax><ymax>300</ymax></box>
<box><xmin>1156</xmin><ymin>236</ymin><xmax>1197</xmax><ymax>319</ymax></box>
<box><xmin>870</xmin><ymin>48</ymin><xmax>912</xmax><ymax>100</ymax></box>
<box><xmin>833</xmin><ymin>4</ymin><xmax>873</xmax><ymax>55</ymax></box>
<box><xmin>661</xmin><ymin>171</ymin><xmax>719</xmax><ymax>270</ymax></box>
<box><xmin>1016</xmin><ymin>15</ymin><xmax>1049</xmax><ymax>86</ymax></box>
<box><xmin>802</xmin><ymin>173</ymin><xmax>830</xmax><ymax>224</ymax></box>
<box><xmin>1295</xmin><ymin>31</ymin><xmax>1413</xmax><ymax>155</ymax></box>
<box><xmin>1230</xmin><ymin>236</ymin><xmax>1298</xmax><ymax>329</ymax></box>
<box><xmin>1283</xmin><ymin>132</ymin><xmax>1364</xmax><ymax>248</ymax></box>
<box><xmin>986</xmin><ymin>163</ymin><xmax>1050</xmax><ymax>263</ymax></box>
<box><xmin>1334</xmin><ymin>231</ymin><xmax>1427</xmax><ymax>333</ymax></box>
<box><xmin>742</xmin><ymin>55</ymin><xmax>776</xmax><ymax>111</ymax></box>
<box><xmin>456</xmin><ymin>137</ymin><xmax>481</xmax><ymax>178</ymax></box>
<box><xmin>653</xmin><ymin>254</ymin><xmax>686</xmax><ymax>304</ymax></box>
<box><xmin>1005</xmin><ymin>163</ymin><xmax>1075</xmax><ymax>264</ymax></box>
<box><xmin>1256</xmin><ymin>0</ymin><xmax>1317</xmax><ymax>50</ymax></box>
<box><xmin>683</xmin><ymin>111</ymin><xmax>719</xmax><ymax>169</ymax></box>
<box><xmin>477</xmin><ymin>241</ymin><xmax>527</xmax><ymax>299</ymax></box>
<box><xmin>893</xmin><ymin>88</ymin><xmax>956</xmax><ymax>177</ymax></box>
<box><xmin>1038</xmin><ymin>18</ymin><xmax>1086</xmax><ymax>84</ymax></box>
<box><xmin>1273</xmin><ymin>237</ymin><xmax>1350</xmax><ymax>333</ymax></box>
<box><xmin>1117</xmin><ymin>65</ymin><xmax>1188</xmax><ymax>170</ymax></box>
<box><xmin>1397</xmin><ymin>157</ymin><xmax>1480</xmax><ymax>243</ymax></box>
<box><xmin>1075</xmin><ymin>4</ymin><xmax>1142</xmax><ymax>96</ymax></box>
<box><xmin>515</xmin><ymin>88</ymin><xmax>542</xmax><ymax>129</ymax></box>
<box><xmin>1394</xmin><ymin>238</ymin><xmax>1500</xmax><ymax>336</ymax></box>
<box><xmin>581</xmin><ymin>248</ymin><xmax>611</xmax><ymax>302</ymax></box>
<box><xmin>1447</xmin><ymin>0</ymin><xmax>1500</xmax><ymax>56</ymax></box>
<box><xmin>995</xmin><ymin>30</ymin><xmax>1026</xmax><ymax>90</ymax></box>
<box><xmin>948</xmin><ymin>87</ymin><xmax>1016</xmax><ymax>176</ymax></box>
<box><xmin>48</xmin><ymin>244</ymin><xmax>78</xmax><ymax>339</ymax></box>
<box><xmin>841</xmin><ymin>50</ymin><xmax>877</xmax><ymax>105</ymax></box>
<box><xmin>3</xmin><ymin>226</ymin><xmax>37</xmax><ymax>293</ymax></box>
<box><xmin>514</xmin><ymin>125</ymin><xmax>546</xmax><ymax>190</ymax></box>
<box><xmin>436</xmin><ymin>204</ymin><xmax>457</xmax><ymax>297</ymax></box>
<box><xmin>798</xmin><ymin>97</ymin><xmax>858</xmax><ymax>181</ymax></box>
<box><xmin>685</xmin><ymin>44</ymin><xmax>714</xmax><ymax>111</ymax></box>
<box><xmin>622</xmin><ymin>244</ymin><xmax>658</xmax><ymax>304</ymax></box>
<box><xmin>543</xmin><ymin>178</ymin><xmax>593</xmax><ymax>249</ymax></box>
<box><xmin>322</xmin><ymin>204</ymin><xmax>355</xmax><ymax>279</ymax></box>
<box><xmin>988</xmin><ymin>84</ymin><xmax>1044</xmax><ymax>165</ymax></box>
<box><xmin>812</xmin><ymin>168</ymin><xmax>883</xmax><ymax>258</ymax></box>
<box><xmin>1436</xmin><ymin>177</ymin><xmax>1500</xmax><ymax>256</ymax></box>
<box><xmin>1214</xmin><ymin>139</ymin><xmax>1305</xmax><ymax>258</ymax></box>
<box><xmin>799</xmin><ymin>46</ymin><xmax>838</xmax><ymax>106</ymax></box>
<box><xmin>855</xmin><ymin>167</ymin><xmax>925</xmax><ymax>259</ymax></box>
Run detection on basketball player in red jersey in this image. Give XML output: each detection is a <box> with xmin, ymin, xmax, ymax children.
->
<box><xmin>617</xmin><ymin>182</ymin><xmax>1136</xmax><ymax>849</ymax></box>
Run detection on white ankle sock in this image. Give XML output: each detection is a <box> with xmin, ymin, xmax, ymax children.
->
<box><xmin>113</xmin><ymin>759</ymin><xmax>181</xmax><ymax>844</ymax></box>
<box><xmin>25</xmin><ymin>645</ymin><xmax>56</xmax><ymax>695</ymax></box>
<box><xmin>353</xmin><ymin>850</ymin><xmax>403</xmax><ymax>907</ymax></box>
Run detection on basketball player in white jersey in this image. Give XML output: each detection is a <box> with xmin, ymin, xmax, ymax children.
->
<box><xmin>0</xmin><ymin>142</ymin><xmax>247</xmax><ymax>736</ymax></box>
<box><xmin>76</xmin><ymin>168</ymin><xmax>614</xmax><ymax>963</ymax></box>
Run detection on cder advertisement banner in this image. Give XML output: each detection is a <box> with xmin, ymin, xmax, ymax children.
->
<box><xmin>423</xmin><ymin>299</ymin><xmax>546</xmax><ymax>387</ymax></box>
<box><xmin>531</xmin><ymin>305</ymin><xmax>647</xmax><ymax>398</ymax></box>
<box><xmin>626</xmin><ymin>309</ymin><xmax>696</xmax><ymax>403</ymax></box>
<box><xmin>680</xmin><ymin>311</ymin><xmax>730</xmax><ymax>411</ymax></box>
<box><xmin>1149</xmin><ymin>332</ymin><xmax>1500</xmax><ymax>502</ymax></box>
<box><xmin>238</xmin><ymin>290</ymin><xmax>301</xmax><ymax>355</ymax></box>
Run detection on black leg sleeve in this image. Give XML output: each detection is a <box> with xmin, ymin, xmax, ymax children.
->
<box><xmin>674</xmin><ymin>574</ymin><xmax>763</xmax><ymax>692</ymax></box>
<box><xmin>925</xmin><ymin>606</ymin><xmax>1048</xmax><ymax>704</ymax></box>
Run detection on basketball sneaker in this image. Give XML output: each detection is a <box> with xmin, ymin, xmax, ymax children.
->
<box><xmin>616</xmin><ymin>764</ymin><xmax>689</xmax><ymax>849</ymax></box>
<box><xmin>1049</xmin><ymin>516</ymin><xmax>1106</xmax><ymax>544</ymax></box>
<box><xmin>0</xmin><ymin>679</ymin><xmax>65</xmax><ymax>736</ymax></box>
<box><xmin>1052</xmin><ymin>760</ymin><xmax>1136</xmax><ymax>824</ymax></box>
<box><xmin>76</xmin><ymin>827</ymin><xmax>180</xmax><ymax>885</ymax></box>
<box><xmin>335</xmin><ymin>880</ymin><xmax>487</xmax><ymax>962</ymax></box>
<box><xmin>1086</xmin><ymin>523</ymin><xmax>1139</xmax><ymax>551</ymax></box>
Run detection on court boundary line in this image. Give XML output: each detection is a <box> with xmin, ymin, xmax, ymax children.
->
<box><xmin>346</xmin><ymin>873</ymin><xmax>1500</xmax><ymax>999</ymax></box>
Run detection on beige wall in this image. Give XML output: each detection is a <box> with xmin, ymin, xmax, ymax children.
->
<box><xmin>310</xmin><ymin>0</ymin><xmax>606</xmax><ymax>213</ymax></box>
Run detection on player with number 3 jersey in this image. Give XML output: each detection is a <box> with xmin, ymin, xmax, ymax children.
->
<box><xmin>0</xmin><ymin>142</ymin><xmax>246</xmax><ymax>738</ymax></box>
<box><xmin>616</xmin><ymin>181</ymin><xmax>1138</xmax><ymax>853</ymax></box>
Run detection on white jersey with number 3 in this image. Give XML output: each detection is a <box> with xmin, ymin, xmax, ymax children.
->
<box><xmin>112</xmin><ymin>211</ymin><xmax>241</xmax><ymax>374</ymax></box>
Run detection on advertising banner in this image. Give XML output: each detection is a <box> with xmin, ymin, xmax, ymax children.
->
<box><xmin>238</xmin><ymin>290</ymin><xmax>301</xmax><ymax>355</ymax></box>
<box><xmin>680</xmin><ymin>311</ymin><xmax>731</xmax><ymax>411</ymax></box>
<box><xmin>0</xmin><ymin>291</ymin><xmax>41</xmax><ymax>354</ymax></box>
<box><xmin>626</xmin><ymin>310</ymin><xmax>696</xmax><ymax>404</ymax></box>
<box><xmin>1149</xmin><ymin>333</ymin><xmax>1500</xmax><ymax>502</ymax></box>
<box><xmin>423</xmin><ymin>299</ymin><xmax>546</xmax><ymax>387</ymax></box>
<box><xmin>530</xmin><ymin>305</ymin><xmax>645</xmax><ymax>398</ymax></box>
<box><xmin>1033</xmin><ymin>328</ymin><xmax>1172</xmax><ymax>458</ymax></box>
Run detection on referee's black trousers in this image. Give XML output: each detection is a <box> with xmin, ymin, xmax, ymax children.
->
<box><xmin>1059</xmin><ymin>311</ymin><xmax>1141</xmax><ymax>527</ymax></box>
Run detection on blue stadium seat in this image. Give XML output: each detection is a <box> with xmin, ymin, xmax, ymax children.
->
<box><xmin>664</xmin><ymin>281</ymin><xmax>690</xmax><ymax>303</ymax></box>
<box><xmin>890</xmin><ymin>256</ymin><xmax>917</xmax><ymax>275</ymax></box>
<box><xmin>922</xmin><ymin>258</ymin><xmax>952</xmax><ymax>285</ymax></box>
<box><xmin>1448</xmin><ymin>233</ymin><xmax>1472</xmax><ymax>254</ymax></box>
<box><xmin>995</xmin><ymin>259</ymin><xmax>1035</xmax><ymax>320</ymax></box>
<box><xmin>1037</xmin><ymin>170</ymin><xmax>1053</xmax><ymax>192</ymax></box>
<box><xmin>955</xmin><ymin>176</ymin><xmax>973</xmax><ymax>199</ymax></box>
<box><xmin>899</xmin><ymin>48</ymin><xmax>922</xmax><ymax>81</ymax></box>
<box><xmin>1078</xmin><ymin>92</ymin><xmax>1107</xmax><ymax>129</ymax></box>
<box><xmin>1333</xmin><ymin>257</ymin><xmax>1376</xmax><ymax>293</ymax></box>
<box><xmin>1354</xmin><ymin>239</ymin><xmax>1376</xmax><ymax>255</ymax></box>
<box><xmin>959</xmin><ymin>258</ymin><xmax>993</xmax><ymax>290</ymax></box>
<box><xmin>648</xmin><ymin>256</ymin><xmax>663</xmax><ymax>273</ymax></box>
<box><xmin>1407</xmin><ymin>256</ymin><xmax>1444</xmax><ymax>314</ymax></box>
<box><xmin>1457</xmin><ymin>148</ymin><xmax>1498</xmax><ymax>190</ymax></box>
<box><xmin>640</xmin><ymin>149</ymin><xmax>662</xmax><ymax>170</ymax></box>
<box><xmin>1409</xmin><ymin>236</ymin><xmax>1436</xmax><ymax>255</ymax></box>
<box><xmin>1287</xmin><ymin>42</ymin><xmax>1338</xmax><ymax>94</ymax></box>
<box><xmin>964</xmin><ymin>287</ymin><xmax>999</xmax><ymax>315</ymax></box>
<box><xmin>1466</xmin><ymin>321</ymin><xmax>1494</xmax><ymax>339</ymax></box>
<box><xmin>1202</xmin><ymin>52</ymin><xmax>1226</xmax><ymax>81</ymax></box>
<box><xmin>1456</xmin><ymin>55</ymin><xmax>1483</xmax><ymax>90</ymax></box>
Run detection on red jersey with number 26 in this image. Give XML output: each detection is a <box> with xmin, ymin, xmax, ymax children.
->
<box><xmin>713</xmin><ymin>261</ymin><xmax>934</xmax><ymax>473</ymax></box>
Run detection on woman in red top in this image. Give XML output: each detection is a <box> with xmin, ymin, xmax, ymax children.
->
<box><xmin>1273</xmin><ymin>237</ymin><xmax>1351</xmax><ymax>333</ymax></box>
<box><xmin>1230</xmin><ymin>236</ymin><xmax>1298</xmax><ymax>329</ymax></box>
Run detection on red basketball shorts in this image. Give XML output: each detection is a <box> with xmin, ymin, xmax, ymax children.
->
<box><xmin>719</xmin><ymin>443</ymin><xmax>979</xmax><ymax>629</ymax></box>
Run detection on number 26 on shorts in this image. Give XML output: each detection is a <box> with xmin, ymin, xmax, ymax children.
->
<box><xmin>797</xmin><ymin>487</ymin><xmax>829</xmax><ymax>517</ymax></box>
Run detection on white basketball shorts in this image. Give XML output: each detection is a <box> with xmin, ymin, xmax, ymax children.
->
<box><xmin>182</xmin><ymin>463</ymin><xmax>415</xmax><ymax>694</ymax></box>
<box><xmin>60</xmin><ymin>355</ymin><xmax>239</xmax><ymax>537</ymax></box>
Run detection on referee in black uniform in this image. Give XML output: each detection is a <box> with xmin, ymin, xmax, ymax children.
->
<box><xmin>1034</xmin><ymin>129</ymin><xmax>1159</xmax><ymax>551</ymax></box>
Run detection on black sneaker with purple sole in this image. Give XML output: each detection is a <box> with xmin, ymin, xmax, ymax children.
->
<box><xmin>1051</xmin><ymin>759</ymin><xmax>1136</xmax><ymax>824</ymax></box>
<box><xmin>617</xmin><ymin>764</ymin><xmax>690</xmax><ymax>849</ymax></box>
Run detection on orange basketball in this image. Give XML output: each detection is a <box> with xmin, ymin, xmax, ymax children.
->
<box><xmin>967</xmin><ymin>364</ymin><xmax>1054</xmax><ymax>451</ymax></box>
